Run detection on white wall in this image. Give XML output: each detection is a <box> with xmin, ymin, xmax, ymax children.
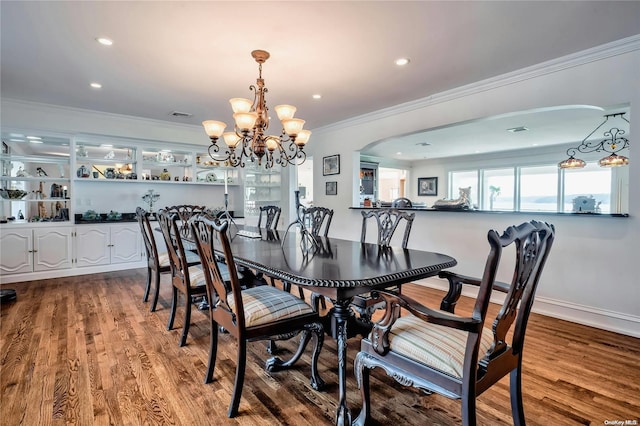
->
<box><xmin>306</xmin><ymin>39</ymin><xmax>640</xmax><ymax>337</ymax></box>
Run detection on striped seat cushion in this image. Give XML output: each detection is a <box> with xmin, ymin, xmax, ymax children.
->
<box><xmin>227</xmin><ymin>285</ymin><xmax>314</xmax><ymax>327</ymax></box>
<box><xmin>387</xmin><ymin>315</ymin><xmax>494</xmax><ymax>378</ymax></box>
<box><xmin>187</xmin><ymin>265</ymin><xmax>207</xmax><ymax>288</ymax></box>
<box><xmin>157</xmin><ymin>252</ymin><xmax>171</xmax><ymax>268</ymax></box>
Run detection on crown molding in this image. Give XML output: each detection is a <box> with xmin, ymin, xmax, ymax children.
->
<box><xmin>314</xmin><ymin>34</ymin><xmax>640</xmax><ymax>135</ymax></box>
<box><xmin>1</xmin><ymin>98</ymin><xmax>202</xmax><ymax>132</ymax></box>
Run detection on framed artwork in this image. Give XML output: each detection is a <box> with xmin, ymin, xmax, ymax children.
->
<box><xmin>418</xmin><ymin>177</ymin><xmax>438</xmax><ymax>196</ymax></box>
<box><xmin>326</xmin><ymin>181</ymin><xmax>337</xmax><ymax>196</ymax></box>
<box><xmin>323</xmin><ymin>154</ymin><xmax>340</xmax><ymax>176</ymax></box>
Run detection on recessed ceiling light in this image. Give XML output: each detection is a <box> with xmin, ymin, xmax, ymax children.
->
<box><xmin>312</xmin><ymin>94</ymin><xmax>322</xmax><ymax>100</ymax></box>
<box><xmin>90</xmin><ymin>82</ymin><xmax>102</xmax><ymax>89</ymax></box>
<box><xmin>96</xmin><ymin>37</ymin><xmax>113</xmax><ymax>46</ymax></box>
<box><xmin>26</xmin><ymin>136</ymin><xmax>42</xmax><ymax>140</ymax></box>
<box><xmin>396</xmin><ymin>152</ymin><xmax>402</xmax><ymax>155</ymax></box>
<box><xmin>395</xmin><ymin>58</ymin><xmax>410</xmax><ymax>66</ymax></box>
<box><xmin>507</xmin><ymin>126</ymin><xmax>529</xmax><ymax>133</ymax></box>
<box><xmin>29</xmin><ymin>139</ymin><xmax>44</xmax><ymax>144</ymax></box>
<box><xmin>9</xmin><ymin>138</ymin><xmax>25</xmax><ymax>142</ymax></box>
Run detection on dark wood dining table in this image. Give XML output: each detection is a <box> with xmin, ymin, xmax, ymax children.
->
<box><xmin>223</xmin><ymin>226</ymin><xmax>457</xmax><ymax>425</ymax></box>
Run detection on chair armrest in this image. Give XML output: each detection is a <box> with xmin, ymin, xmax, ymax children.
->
<box><xmin>369</xmin><ymin>289</ymin><xmax>482</xmax><ymax>356</ymax></box>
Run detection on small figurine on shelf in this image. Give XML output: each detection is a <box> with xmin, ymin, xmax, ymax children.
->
<box><xmin>16</xmin><ymin>166</ymin><xmax>29</xmax><ymax>177</ymax></box>
<box><xmin>18</xmin><ymin>209</ymin><xmax>24</xmax><ymax>220</ymax></box>
<box><xmin>160</xmin><ymin>168</ymin><xmax>171</xmax><ymax>181</ymax></box>
<box><xmin>36</xmin><ymin>167</ymin><xmax>48</xmax><ymax>177</ymax></box>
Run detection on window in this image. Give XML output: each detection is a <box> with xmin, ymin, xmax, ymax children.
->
<box><xmin>482</xmin><ymin>168</ymin><xmax>514</xmax><ymax>211</ymax></box>
<box><xmin>450</xmin><ymin>162</ymin><xmax>614</xmax><ymax>213</ymax></box>
<box><xmin>519</xmin><ymin>165</ymin><xmax>558</xmax><ymax>212</ymax></box>
<box><xmin>450</xmin><ymin>170</ymin><xmax>478</xmax><ymax>206</ymax></box>
<box><xmin>564</xmin><ymin>163</ymin><xmax>611</xmax><ymax>213</ymax></box>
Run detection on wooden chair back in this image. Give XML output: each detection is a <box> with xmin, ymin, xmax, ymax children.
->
<box><xmin>360</xmin><ymin>208</ymin><xmax>415</xmax><ymax>248</ymax></box>
<box><xmin>390</xmin><ymin>197</ymin><xmax>413</xmax><ymax>208</ymax></box>
<box><xmin>136</xmin><ymin>207</ymin><xmax>160</xmax><ymax>270</ymax></box>
<box><xmin>163</xmin><ymin>204</ymin><xmax>206</xmax><ymax>239</ymax></box>
<box><xmin>303</xmin><ymin>206</ymin><xmax>334</xmax><ymax>237</ymax></box>
<box><xmin>257</xmin><ymin>205</ymin><xmax>281</xmax><ymax>230</ymax></box>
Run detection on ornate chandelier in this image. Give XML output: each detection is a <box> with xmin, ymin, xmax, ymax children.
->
<box><xmin>559</xmin><ymin>112</ymin><xmax>630</xmax><ymax>169</ymax></box>
<box><xmin>202</xmin><ymin>50</ymin><xmax>310</xmax><ymax>169</ymax></box>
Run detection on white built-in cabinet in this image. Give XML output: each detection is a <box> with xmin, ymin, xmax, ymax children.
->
<box><xmin>0</xmin><ymin>227</ymin><xmax>73</xmax><ymax>274</ymax></box>
<box><xmin>75</xmin><ymin>223</ymin><xmax>141</xmax><ymax>267</ymax></box>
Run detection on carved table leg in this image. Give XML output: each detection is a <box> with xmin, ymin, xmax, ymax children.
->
<box><xmin>332</xmin><ymin>298</ymin><xmax>353</xmax><ymax>426</ymax></box>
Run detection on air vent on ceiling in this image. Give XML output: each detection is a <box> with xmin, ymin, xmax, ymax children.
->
<box><xmin>507</xmin><ymin>126</ymin><xmax>529</xmax><ymax>133</ymax></box>
<box><xmin>170</xmin><ymin>111</ymin><xmax>193</xmax><ymax>118</ymax></box>
<box><xmin>416</xmin><ymin>142</ymin><xmax>431</xmax><ymax>146</ymax></box>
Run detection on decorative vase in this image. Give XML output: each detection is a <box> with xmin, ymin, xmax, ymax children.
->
<box><xmin>76</xmin><ymin>165</ymin><xmax>90</xmax><ymax>178</ymax></box>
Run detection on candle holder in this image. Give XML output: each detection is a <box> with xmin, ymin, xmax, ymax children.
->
<box><xmin>141</xmin><ymin>189</ymin><xmax>160</xmax><ymax>213</ymax></box>
<box><xmin>283</xmin><ymin>190</ymin><xmax>318</xmax><ymax>251</ymax></box>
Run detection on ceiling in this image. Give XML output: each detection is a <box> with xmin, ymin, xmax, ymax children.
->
<box><xmin>2</xmin><ymin>1</ymin><xmax>639</xmax><ymax>159</ymax></box>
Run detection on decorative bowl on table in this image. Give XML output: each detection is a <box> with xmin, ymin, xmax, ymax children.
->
<box><xmin>0</xmin><ymin>189</ymin><xmax>28</xmax><ymax>200</ymax></box>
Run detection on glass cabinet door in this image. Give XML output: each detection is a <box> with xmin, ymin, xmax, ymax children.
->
<box><xmin>1</xmin><ymin>132</ymin><xmax>71</xmax><ymax>222</ymax></box>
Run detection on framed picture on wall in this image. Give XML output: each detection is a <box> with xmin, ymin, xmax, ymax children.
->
<box><xmin>326</xmin><ymin>181</ymin><xmax>337</xmax><ymax>195</ymax></box>
<box><xmin>418</xmin><ymin>177</ymin><xmax>438</xmax><ymax>196</ymax></box>
<box><xmin>323</xmin><ymin>154</ymin><xmax>340</xmax><ymax>175</ymax></box>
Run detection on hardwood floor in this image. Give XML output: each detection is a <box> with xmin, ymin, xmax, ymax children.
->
<box><xmin>1</xmin><ymin>270</ymin><xmax>639</xmax><ymax>425</ymax></box>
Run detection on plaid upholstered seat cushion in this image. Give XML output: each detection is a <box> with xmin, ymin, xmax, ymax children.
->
<box><xmin>157</xmin><ymin>251</ymin><xmax>199</xmax><ymax>268</ymax></box>
<box><xmin>228</xmin><ymin>285</ymin><xmax>314</xmax><ymax>327</ymax></box>
<box><xmin>388</xmin><ymin>315</ymin><xmax>494</xmax><ymax>378</ymax></box>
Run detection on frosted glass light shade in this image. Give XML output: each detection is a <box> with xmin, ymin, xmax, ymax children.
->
<box><xmin>229</xmin><ymin>98</ymin><xmax>253</xmax><ymax>113</ymax></box>
<box><xmin>265</xmin><ymin>136</ymin><xmax>279</xmax><ymax>151</ymax></box>
<box><xmin>233</xmin><ymin>112</ymin><xmax>258</xmax><ymax>131</ymax></box>
<box><xmin>274</xmin><ymin>104</ymin><xmax>296</xmax><ymax>121</ymax></box>
<box><xmin>202</xmin><ymin>120</ymin><xmax>227</xmax><ymax>138</ymax></box>
<box><xmin>223</xmin><ymin>132</ymin><xmax>241</xmax><ymax>148</ymax></box>
<box><xmin>558</xmin><ymin>156</ymin><xmax>586</xmax><ymax>169</ymax></box>
<box><xmin>295</xmin><ymin>129</ymin><xmax>311</xmax><ymax>146</ymax></box>
<box><xmin>599</xmin><ymin>154</ymin><xmax>629</xmax><ymax>167</ymax></box>
<box><xmin>282</xmin><ymin>118</ymin><xmax>305</xmax><ymax>136</ymax></box>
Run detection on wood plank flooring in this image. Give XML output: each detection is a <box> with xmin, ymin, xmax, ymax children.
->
<box><xmin>1</xmin><ymin>270</ymin><xmax>639</xmax><ymax>425</ymax></box>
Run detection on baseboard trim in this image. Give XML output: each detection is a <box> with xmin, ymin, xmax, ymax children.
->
<box><xmin>415</xmin><ymin>278</ymin><xmax>640</xmax><ymax>339</ymax></box>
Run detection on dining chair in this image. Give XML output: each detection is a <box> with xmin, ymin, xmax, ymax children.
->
<box><xmin>390</xmin><ymin>197</ymin><xmax>413</xmax><ymax>208</ymax></box>
<box><xmin>190</xmin><ymin>215</ymin><xmax>325</xmax><ymax>418</ymax></box>
<box><xmin>257</xmin><ymin>205</ymin><xmax>281</xmax><ymax>230</ymax></box>
<box><xmin>352</xmin><ymin>208</ymin><xmax>415</xmax><ymax>324</ymax></box>
<box><xmin>157</xmin><ymin>208</ymin><xmax>208</xmax><ymax>347</ymax></box>
<box><xmin>137</xmin><ymin>207</ymin><xmax>200</xmax><ymax>312</ymax></box>
<box><xmin>353</xmin><ymin>220</ymin><xmax>555</xmax><ymax>426</ymax></box>
<box><xmin>289</xmin><ymin>205</ymin><xmax>334</xmax><ymax>309</ymax></box>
